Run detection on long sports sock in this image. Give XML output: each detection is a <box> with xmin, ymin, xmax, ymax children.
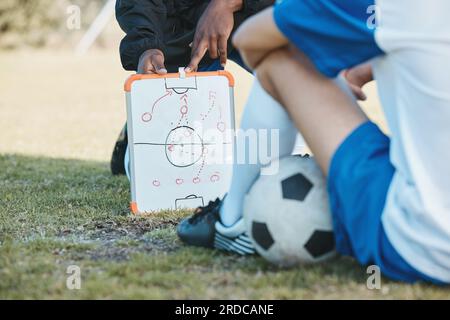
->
<box><xmin>219</xmin><ymin>76</ymin><xmax>358</xmax><ymax>227</ymax></box>
<box><xmin>219</xmin><ymin>78</ymin><xmax>303</xmax><ymax>227</ymax></box>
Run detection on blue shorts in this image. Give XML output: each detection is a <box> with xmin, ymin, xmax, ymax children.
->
<box><xmin>273</xmin><ymin>0</ymin><xmax>384</xmax><ymax>77</ymax></box>
<box><xmin>328</xmin><ymin>121</ymin><xmax>443</xmax><ymax>284</ymax></box>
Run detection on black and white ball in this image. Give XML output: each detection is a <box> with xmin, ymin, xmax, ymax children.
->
<box><xmin>244</xmin><ymin>156</ymin><xmax>336</xmax><ymax>267</ymax></box>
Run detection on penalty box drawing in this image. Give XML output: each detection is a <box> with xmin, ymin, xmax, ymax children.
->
<box><xmin>125</xmin><ymin>71</ymin><xmax>235</xmax><ymax>213</ymax></box>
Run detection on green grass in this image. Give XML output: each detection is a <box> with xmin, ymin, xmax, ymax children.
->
<box><xmin>0</xmin><ymin>50</ymin><xmax>447</xmax><ymax>299</ymax></box>
<box><xmin>1</xmin><ymin>154</ymin><xmax>449</xmax><ymax>299</ymax></box>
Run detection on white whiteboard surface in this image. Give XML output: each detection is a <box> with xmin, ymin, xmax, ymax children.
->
<box><xmin>125</xmin><ymin>72</ymin><xmax>235</xmax><ymax>214</ymax></box>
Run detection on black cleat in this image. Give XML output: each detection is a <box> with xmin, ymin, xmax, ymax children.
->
<box><xmin>177</xmin><ymin>198</ymin><xmax>221</xmax><ymax>248</ymax></box>
<box><xmin>177</xmin><ymin>198</ymin><xmax>255</xmax><ymax>255</ymax></box>
<box><xmin>110</xmin><ymin>124</ymin><xmax>128</xmax><ymax>175</ymax></box>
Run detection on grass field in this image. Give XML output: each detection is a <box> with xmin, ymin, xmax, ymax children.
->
<box><xmin>0</xmin><ymin>50</ymin><xmax>448</xmax><ymax>299</ymax></box>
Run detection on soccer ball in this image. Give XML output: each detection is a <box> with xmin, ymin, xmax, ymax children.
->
<box><xmin>243</xmin><ymin>155</ymin><xmax>336</xmax><ymax>267</ymax></box>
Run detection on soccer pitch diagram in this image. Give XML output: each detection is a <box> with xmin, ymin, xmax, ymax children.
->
<box><xmin>125</xmin><ymin>72</ymin><xmax>235</xmax><ymax>213</ymax></box>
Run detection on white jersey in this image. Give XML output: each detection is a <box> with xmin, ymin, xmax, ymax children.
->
<box><xmin>374</xmin><ymin>0</ymin><xmax>450</xmax><ymax>282</ymax></box>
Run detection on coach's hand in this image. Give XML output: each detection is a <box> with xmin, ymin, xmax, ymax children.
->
<box><xmin>137</xmin><ymin>49</ymin><xmax>168</xmax><ymax>75</ymax></box>
<box><xmin>186</xmin><ymin>0</ymin><xmax>243</xmax><ymax>72</ymax></box>
<box><xmin>343</xmin><ymin>63</ymin><xmax>374</xmax><ymax>101</ymax></box>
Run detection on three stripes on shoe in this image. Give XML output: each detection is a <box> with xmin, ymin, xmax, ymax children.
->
<box><xmin>214</xmin><ymin>233</ymin><xmax>255</xmax><ymax>255</ymax></box>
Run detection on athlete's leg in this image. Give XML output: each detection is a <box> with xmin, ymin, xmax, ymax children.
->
<box><xmin>256</xmin><ymin>47</ymin><xmax>367</xmax><ymax>175</ymax></box>
<box><xmin>219</xmin><ymin>77</ymin><xmax>300</xmax><ymax>226</ymax></box>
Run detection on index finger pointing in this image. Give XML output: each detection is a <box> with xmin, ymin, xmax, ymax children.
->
<box><xmin>187</xmin><ymin>43</ymin><xmax>207</xmax><ymax>72</ymax></box>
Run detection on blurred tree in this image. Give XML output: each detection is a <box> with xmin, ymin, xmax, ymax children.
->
<box><xmin>0</xmin><ymin>0</ymin><xmax>104</xmax><ymax>49</ymax></box>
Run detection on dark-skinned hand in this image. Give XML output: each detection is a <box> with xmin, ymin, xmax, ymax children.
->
<box><xmin>186</xmin><ymin>0</ymin><xmax>243</xmax><ymax>72</ymax></box>
<box><xmin>137</xmin><ymin>49</ymin><xmax>168</xmax><ymax>74</ymax></box>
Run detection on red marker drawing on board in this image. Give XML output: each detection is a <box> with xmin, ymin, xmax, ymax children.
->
<box><xmin>210</xmin><ymin>173</ymin><xmax>220</xmax><ymax>183</ymax></box>
<box><xmin>152</xmin><ymin>90</ymin><xmax>173</xmax><ymax>114</ymax></box>
<box><xmin>217</xmin><ymin>122</ymin><xmax>226</xmax><ymax>132</ymax></box>
<box><xmin>142</xmin><ymin>112</ymin><xmax>152</xmax><ymax>122</ymax></box>
<box><xmin>152</xmin><ymin>180</ymin><xmax>161</xmax><ymax>187</ymax></box>
<box><xmin>180</xmin><ymin>94</ymin><xmax>188</xmax><ymax>105</ymax></box>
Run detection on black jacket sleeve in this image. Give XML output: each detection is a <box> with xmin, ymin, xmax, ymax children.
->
<box><xmin>241</xmin><ymin>0</ymin><xmax>275</xmax><ymax>16</ymax></box>
<box><xmin>116</xmin><ymin>0</ymin><xmax>167</xmax><ymax>71</ymax></box>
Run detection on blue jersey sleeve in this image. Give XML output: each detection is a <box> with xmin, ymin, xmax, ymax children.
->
<box><xmin>273</xmin><ymin>0</ymin><xmax>384</xmax><ymax>77</ymax></box>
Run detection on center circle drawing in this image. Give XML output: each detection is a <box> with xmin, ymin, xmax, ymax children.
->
<box><xmin>165</xmin><ymin>126</ymin><xmax>204</xmax><ymax>168</ymax></box>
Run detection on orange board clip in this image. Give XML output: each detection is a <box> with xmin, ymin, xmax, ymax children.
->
<box><xmin>124</xmin><ymin>70</ymin><xmax>234</xmax><ymax>92</ymax></box>
<box><xmin>130</xmin><ymin>202</ymin><xmax>139</xmax><ymax>215</ymax></box>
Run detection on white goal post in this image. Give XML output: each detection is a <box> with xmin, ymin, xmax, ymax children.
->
<box><xmin>75</xmin><ymin>0</ymin><xmax>116</xmax><ymax>55</ymax></box>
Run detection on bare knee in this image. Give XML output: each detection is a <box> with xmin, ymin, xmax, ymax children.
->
<box><xmin>255</xmin><ymin>47</ymin><xmax>294</xmax><ymax>102</ymax></box>
<box><xmin>256</xmin><ymin>46</ymin><xmax>315</xmax><ymax>102</ymax></box>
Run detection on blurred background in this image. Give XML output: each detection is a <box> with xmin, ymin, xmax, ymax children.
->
<box><xmin>4</xmin><ymin>1</ymin><xmax>430</xmax><ymax>301</ymax></box>
<box><xmin>0</xmin><ymin>0</ymin><xmax>382</xmax><ymax>163</ymax></box>
<box><xmin>0</xmin><ymin>0</ymin><xmax>256</xmax><ymax>163</ymax></box>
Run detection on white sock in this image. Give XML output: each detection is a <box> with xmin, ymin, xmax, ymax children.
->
<box><xmin>220</xmin><ymin>78</ymin><xmax>305</xmax><ymax>227</ymax></box>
